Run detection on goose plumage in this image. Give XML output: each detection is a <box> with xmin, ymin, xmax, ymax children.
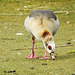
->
<box><xmin>24</xmin><ymin>9</ymin><xmax>59</xmax><ymax>60</ymax></box>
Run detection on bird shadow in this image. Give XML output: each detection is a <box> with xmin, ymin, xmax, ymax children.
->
<box><xmin>56</xmin><ymin>53</ymin><xmax>75</xmax><ymax>60</ymax></box>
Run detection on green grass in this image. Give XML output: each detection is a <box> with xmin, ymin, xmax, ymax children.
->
<box><xmin>0</xmin><ymin>0</ymin><xmax>75</xmax><ymax>75</ymax></box>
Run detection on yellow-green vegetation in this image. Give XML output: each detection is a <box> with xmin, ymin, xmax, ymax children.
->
<box><xmin>0</xmin><ymin>0</ymin><xmax>75</xmax><ymax>75</ymax></box>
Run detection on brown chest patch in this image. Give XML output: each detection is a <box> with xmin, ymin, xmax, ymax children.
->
<box><xmin>42</xmin><ymin>30</ymin><xmax>51</xmax><ymax>38</ymax></box>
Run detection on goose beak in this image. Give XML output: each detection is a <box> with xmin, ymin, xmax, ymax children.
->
<box><xmin>50</xmin><ymin>52</ymin><xmax>55</xmax><ymax>60</ymax></box>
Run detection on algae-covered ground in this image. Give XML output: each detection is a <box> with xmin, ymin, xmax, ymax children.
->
<box><xmin>0</xmin><ymin>0</ymin><xmax>75</xmax><ymax>75</ymax></box>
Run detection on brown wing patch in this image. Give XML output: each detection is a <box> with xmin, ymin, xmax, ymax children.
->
<box><xmin>42</xmin><ymin>30</ymin><xmax>51</xmax><ymax>38</ymax></box>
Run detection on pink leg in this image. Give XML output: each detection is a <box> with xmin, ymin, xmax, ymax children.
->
<box><xmin>39</xmin><ymin>50</ymin><xmax>50</xmax><ymax>59</ymax></box>
<box><xmin>26</xmin><ymin>38</ymin><xmax>38</xmax><ymax>59</ymax></box>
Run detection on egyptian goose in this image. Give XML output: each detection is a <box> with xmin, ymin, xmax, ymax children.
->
<box><xmin>24</xmin><ymin>9</ymin><xmax>59</xmax><ymax>60</ymax></box>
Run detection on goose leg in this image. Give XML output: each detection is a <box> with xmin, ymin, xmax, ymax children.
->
<box><xmin>26</xmin><ymin>38</ymin><xmax>38</xmax><ymax>59</ymax></box>
<box><xmin>39</xmin><ymin>50</ymin><xmax>50</xmax><ymax>59</ymax></box>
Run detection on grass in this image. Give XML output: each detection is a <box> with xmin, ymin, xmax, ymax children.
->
<box><xmin>0</xmin><ymin>0</ymin><xmax>75</xmax><ymax>75</ymax></box>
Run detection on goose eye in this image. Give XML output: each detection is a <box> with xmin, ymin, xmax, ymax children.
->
<box><xmin>48</xmin><ymin>45</ymin><xmax>52</xmax><ymax>50</ymax></box>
